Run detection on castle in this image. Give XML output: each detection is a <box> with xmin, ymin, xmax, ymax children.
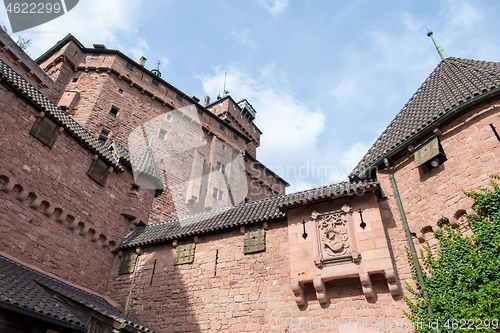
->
<box><xmin>0</xmin><ymin>27</ymin><xmax>499</xmax><ymax>333</ymax></box>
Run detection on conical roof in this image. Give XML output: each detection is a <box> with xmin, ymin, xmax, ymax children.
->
<box><xmin>351</xmin><ymin>57</ymin><xmax>500</xmax><ymax>177</ymax></box>
<box><xmin>131</xmin><ymin>145</ymin><xmax>163</xmax><ymax>193</ymax></box>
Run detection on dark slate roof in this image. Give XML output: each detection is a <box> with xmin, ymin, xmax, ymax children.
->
<box><xmin>131</xmin><ymin>145</ymin><xmax>164</xmax><ymax>191</ymax></box>
<box><xmin>0</xmin><ymin>255</ymin><xmax>155</xmax><ymax>332</ymax></box>
<box><xmin>119</xmin><ymin>179</ymin><xmax>379</xmax><ymax>249</ymax></box>
<box><xmin>0</xmin><ymin>59</ymin><xmax>123</xmax><ymax>171</ymax></box>
<box><xmin>351</xmin><ymin>57</ymin><xmax>500</xmax><ymax>177</ymax></box>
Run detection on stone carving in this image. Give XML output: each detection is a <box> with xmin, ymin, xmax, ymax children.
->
<box><xmin>313</xmin><ymin>205</ymin><xmax>359</xmax><ymax>267</ymax></box>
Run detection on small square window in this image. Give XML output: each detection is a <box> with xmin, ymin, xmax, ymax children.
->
<box><xmin>152</xmin><ymin>79</ymin><xmax>159</xmax><ymax>87</ymax></box>
<box><xmin>126</xmin><ymin>62</ymin><xmax>134</xmax><ymax>70</ymax></box>
<box><xmin>176</xmin><ymin>93</ymin><xmax>183</xmax><ymax>101</ymax></box>
<box><xmin>216</xmin><ymin>162</ymin><xmax>226</xmax><ymax>174</ymax></box>
<box><xmin>72</xmin><ymin>77</ymin><xmax>78</xmax><ymax>83</ymax></box>
<box><xmin>174</xmin><ymin>239</ymin><xmax>196</xmax><ymax>265</ymax></box>
<box><xmin>253</xmin><ymin>163</ymin><xmax>259</xmax><ymax>170</ymax></box>
<box><xmin>243</xmin><ymin>224</ymin><xmax>266</xmax><ymax>254</ymax></box>
<box><xmin>167</xmin><ymin>114</ymin><xmax>171</xmax><ymax>121</ymax></box>
<box><xmin>30</xmin><ymin>115</ymin><xmax>59</xmax><ymax>148</ymax></box>
<box><xmin>233</xmin><ymin>133</ymin><xmax>238</xmax><ymax>141</ymax></box>
<box><xmin>118</xmin><ymin>251</ymin><xmax>138</xmax><ymax>274</ymax></box>
<box><xmin>109</xmin><ymin>107</ymin><xmax>119</xmax><ymax>117</ymax></box>
<box><xmin>159</xmin><ymin>129</ymin><xmax>167</xmax><ymax>140</ymax></box>
<box><xmin>213</xmin><ymin>188</ymin><xmax>223</xmax><ymax>201</ymax></box>
<box><xmin>118</xmin><ymin>89</ymin><xmax>123</xmax><ymax>94</ymax></box>
<box><xmin>88</xmin><ymin>158</ymin><xmax>109</xmax><ymax>186</ymax></box>
<box><xmin>220</xmin><ymin>124</ymin><xmax>225</xmax><ymax>131</ymax></box>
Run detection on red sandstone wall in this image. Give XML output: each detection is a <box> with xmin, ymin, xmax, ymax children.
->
<box><xmin>378</xmin><ymin>99</ymin><xmax>500</xmax><ymax>243</ymax></box>
<box><xmin>108</xmin><ymin>198</ymin><xmax>410</xmax><ymax>333</ymax></box>
<box><xmin>0</xmin><ymin>81</ymin><xmax>155</xmax><ymax>294</ymax></box>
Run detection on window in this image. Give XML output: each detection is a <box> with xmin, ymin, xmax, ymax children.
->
<box><xmin>72</xmin><ymin>77</ymin><xmax>78</xmax><ymax>83</ymax></box>
<box><xmin>91</xmin><ymin>53</ymin><xmax>100</xmax><ymax>59</ymax></box>
<box><xmin>30</xmin><ymin>115</ymin><xmax>59</xmax><ymax>148</ymax></box>
<box><xmin>166</xmin><ymin>114</ymin><xmax>171</xmax><ymax>121</ymax></box>
<box><xmin>126</xmin><ymin>62</ymin><xmax>134</xmax><ymax>70</ymax></box>
<box><xmin>213</xmin><ymin>188</ymin><xmax>223</xmax><ymax>201</ymax></box>
<box><xmin>233</xmin><ymin>133</ymin><xmax>238</xmax><ymax>141</ymax></box>
<box><xmin>174</xmin><ymin>239</ymin><xmax>196</xmax><ymax>265</ymax></box>
<box><xmin>152</xmin><ymin>78</ymin><xmax>159</xmax><ymax>87</ymax></box>
<box><xmin>243</xmin><ymin>224</ymin><xmax>265</xmax><ymax>254</ymax></box>
<box><xmin>109</xmin><ymin>107</ymin><xmax>119</xmax><ymax>117</ymax></box>
<box><xmin>247</xmin><ymin>118</ymin><xmax>250</xmax><ymax>125</ymax></box>
<box><xmin>88</xmin><ymin>158</ymin><xmax>109</xmax><ymax>186</ymax></box>
<box><xmin>98</xmin><ymin>130</ymin><xmax>109</xmax><ymax>145</ymax></box>
<box><xmin>219</xmin><ymin>124</ymin><xmax>225</xmax><ymax>131</ymax></box>
<box><xmin>197</xmin><ymin>108</ymin><xmax>203</xmax><ymax>116</ymax></box>
<box><xmin>131</xmin><ymin>184</ymin><xmax>140</xmax><ymax>191</ymax></box>
<box><xmin>176</xmin><ymin>93</ymin><xmax>183</xmax><ymax>101</ymax></box>
<box><xmin>253</xmin><ymin>127</ymin><xmax>257</xmax><ymax>133</ymax></box>
<box><xmin>118</xmin><ymin>89</ymin><xmax>123</xmax><ymax>94</ymax></box>
<box><xmin>276</xmin><ymin>178</ymin><xmax>281</xmax><ymax>185</ymax></box>
<box><xmin>222</xmin><ymin>144</ymin><xmax>226</xmax><ymax>151</ymax></box>
<box><xmin>216</xmin><ymin>162</ymin><xmax>226</xmax><ymax>174</ymax></box>
<box><xmin>265</xmin><ymin>169</ymin><xmax>270</xmax><ymax>177</ymax></box>
<box><xmin>159</xmin><ymin>129</ymin><xmax>167</xmax><ymax>140</ymax></box>
<box><xmin>118</xmin><ymin>251</ymin><xmax>138</xmax><ymax>274</ymax></box>
<box><xmin>233</xmin><ymin>105</ymin><xmax>236</xmax><ymax>111</ymax></box>
<box><xmin>253</xmin><ymin>163</ymin><xmax>259</xmax><ymax>170</ymax></box>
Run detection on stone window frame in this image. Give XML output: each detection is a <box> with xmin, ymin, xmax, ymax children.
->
<box><xmin>30</xmin><ymin>114</ymin><xmax>60</xmax><ymax>148</ymax></box>
<box><xmin>213</xmin><ymin>187</ymin><xmax>223</xmax><ymax>201</ymax></box>
<box><xmin>216</xmin><ymin>161</ymin><xmax>226</xmax><ymax>174</ymax></box>
<box><xmin>158</xmin><ymin>129</ymin><xmax>167</xmax><ymax>140</ymax></box>
<box><xmin>125</xmin><ymin>62</ymin><xmax>134</xmax><ymax>71</ymax></box>
<box><xmin>109</xmin><ymin>106</ymin><xmax>119</xmax><ymax>118</ymax></box>
<box><xmin>97</xmin><ymin>129</ymin><xmax>110</xmax><ymax>146</ymax></box>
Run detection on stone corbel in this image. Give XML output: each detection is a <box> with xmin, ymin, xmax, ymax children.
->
<box><xmin>291</xmin><ymin>282</ymin><xmax>306</xmax><ymax>306</ymax></box>
<box><xmin>359</xmin><ymin>272</ymin><xmax>374</xmax><ymax>299</ymax></box>
<box><xmin>385</xmin><ymin>269</ymin><xmax>400</xmax><ymax>296</ymax></box>
<box><xmin>313</xmin><ymin>278</ymin><xmax>327</xmax><ymax>304</ymax></box>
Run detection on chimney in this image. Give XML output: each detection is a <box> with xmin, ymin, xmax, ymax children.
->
<box><xmin>203</xmin><ymin>95</ymin><xmax>210</xmax><ymax>107</ymax></box>
<box><xmin>139</xmin><ymin>56</ymin><xmax>147</xmax><ymax>67</ymax></box>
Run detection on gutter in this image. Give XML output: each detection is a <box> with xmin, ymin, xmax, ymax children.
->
<box><xmin>359</xmin><ymin>86</ymin><xmax>500</xmax><ymax>179</ymax></box>
<box><xmin>384</xmin><ymin>158</ymin><xmax>432</xmax><ymax>316</ymax></box>
<box><xmin>0</xmin><ymin>301</ymin><xmax>87</xmax><ymax>332</ymax></box>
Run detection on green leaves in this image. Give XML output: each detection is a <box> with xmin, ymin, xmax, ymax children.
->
<box><xmin>404</xmin><ymin>176</ymin><xmax>500</xmax><ymax>333</ymax></box>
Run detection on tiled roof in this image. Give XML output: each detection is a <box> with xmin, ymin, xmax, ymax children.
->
<box><xmin>119</xmin><ymin>180</ymin><xmax>379</xmax><ymax>249</ymax></box>
<box><xmin>110</xmin><ymin>140</ymin><xmax>132</xmax><ymax>165</ymax></box>
<box><xmin>351</xmin><ymin>57</ymin><xmax>500</xmax><ymax>177</ymax></box>
<box><xmin>0</xmin><ymin>255</ymin><xmax>154</xmax><ymax>332</ymax></box>
<box><xmin>0</xmin><ymin>59</ymin><xmax>123</xmax><ymax>171</ymax></box>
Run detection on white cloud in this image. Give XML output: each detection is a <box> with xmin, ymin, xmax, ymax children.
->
<box><xmin>230</xmin><ymin>28</ymin><xmax>256</xmax><ymax>48</ymax></box>
<box><xmin>1</xmin><ymin>0</ymin><xmax>144</xmax><ymax>59</ymax></box>
<box><xmin>200</xmin><ymin>65</ymin><xmax>325</xmax><ymax>191</ymax></box>
<box><xmin>256</xmin><ymin>0</ymin><xmax>289</xmax><ymax>16</ymax></box>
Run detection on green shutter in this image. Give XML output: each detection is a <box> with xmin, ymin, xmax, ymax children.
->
<box><xmin>174</xmin><ymin>241</ymin><xmax>196</xmax><ymax>265</ymax></box>
<box><xmin>414</xmin><ymin>137</ymin><xmax>440</xmax><ymax>167</ymax></box>
<box><xmin>243</xmin><ymin>226</ymin><xmax>265</xmax><ymax>254</ymax></box>
<box><xmin>88</xmin><ymin>158</ymin><xmax>109</xmax><ymax>185</ymax></box>
<box><xmin>118</xmin><ymin>251</ymin><xmax>138</xmax><ymax>275</ymax></box>
<box><xmin>31</xmin><ymin>116</ymin><xmax>59</xmax><ymax>147</ymax></box>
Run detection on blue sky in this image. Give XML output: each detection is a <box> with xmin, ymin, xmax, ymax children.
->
<box><xmin>2</xmin><ymin>0</ymin><xmax>500</xmax><ymax>193</ymax></box>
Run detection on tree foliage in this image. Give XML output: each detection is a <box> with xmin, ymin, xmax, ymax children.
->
<box><xmin>0</xmin><ymin>23</ymin><xmax>31</xmax><ymax>52</ymax></box>
<box><xmin>403</xmin><ymin>175</ymin><xmax>500</xmax><ymax>332</ymax></box>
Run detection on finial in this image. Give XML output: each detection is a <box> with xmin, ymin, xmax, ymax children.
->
<box><xmin>148</xmin><ymin>135</ymin><xmax>154</xmax><ymax>147</ymax></box>
<box><xmin>151</xmin><ymin>61</ymin><xmax>161</xmax><ymax>77</ymax></box>
<box><xmin>426</xmin><ymin>27</ymin><xmax>448</xmax><ymax>61</ymax></box>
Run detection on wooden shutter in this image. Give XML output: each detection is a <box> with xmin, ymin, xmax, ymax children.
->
<box><xmin>88</xmin><ymin>158</ymin><xmax>109</xmax><ymax>186</ymax></box>
<box><xmin>174</xmin><ymin>241</ymin><xmax>196</xmax><ymax>265</ymax></box>
<box><xmin>414</xmin><ymin>137</ymin><xmax>440</xmax><ymax>167</ymax></box>
<box><xmin>118</xmin><ymin>251</ymin><xmax>138</xmax><ymax>275</ymax></box>
<box><xmin>31</xmin><ymin>116</ymin><xmax>59</xmax><ymax>147</ymax></box>
<box><xmin>243</xmin><ymin>225</ymin><xmax>265</xmax><ymax>254</ymax></box>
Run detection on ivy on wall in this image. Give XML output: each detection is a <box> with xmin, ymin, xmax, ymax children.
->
<box><xmin>403</xmin><ymin>175</ymin><xmax>500</xmax><ymax>333</ymax></box>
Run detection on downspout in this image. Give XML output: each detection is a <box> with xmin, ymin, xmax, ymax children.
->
<box><xmin>383</xmin><ymin>158</ymin><xmax>432</xmax><ymax>316</ymax></box>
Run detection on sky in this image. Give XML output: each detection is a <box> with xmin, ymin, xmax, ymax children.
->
<box><xmin>2</xmin><ymin>0</ymin><xmax>500</xmax><ymax>193</ymax></box>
